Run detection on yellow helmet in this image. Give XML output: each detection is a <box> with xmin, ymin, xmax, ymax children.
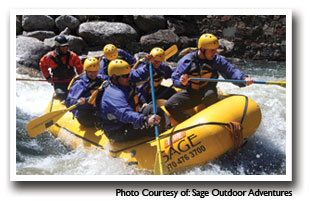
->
<box><xmin>103</xmin><ymin>44</ymin><xmax>118</xmax><ymax>61</ymax></box>
<box><xmin>108</xmin><ymin>59</ymin><xmax>131</xmax><ymax>77</ymax></box>
<box><xmin>150</xmin><ymin>47</ymin><xmax>165</xmax><ymax>62</ymax></box>
<box><xmin>198</xmin><ymin>33</ymin><xmax>219</xmax><ymax>50</ymax></box>
<box><xmin>84</xmin><ymin>57</ymin><xmax>100</xmax><ymax>71</ymax></box>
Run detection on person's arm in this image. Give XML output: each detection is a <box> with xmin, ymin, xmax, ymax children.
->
<box><xmin>39</xmin><ymin>55</ymin><xmax>53</xmax><ymax>80</ymax></box>
<box><xmin>118</xmin><ymin>49</ymin><xmax>137</xmax><ymax>66</ymax></box>
<box><xmin>129</xmin><ymin>62</ymin><xmax>150</xmax><ymax>83</ymax></box>
<box><xmin>105</xmin><ymin>90</ymin><xmax>148</xmax><ymax>129</ymax></box>
<box><xmin>214</xmin><ymin>54</ymin><xmax>249</xmax><ymax>87</ymax></box>
<box><xmin>71</xmin><ymin>52</ymin><xmax>84</xmax><ymax>75</ymax></box>
<box><xmin>172</xmin><ymin>56</ymin><xmax>191</xmax><ymax>89</ymax></box>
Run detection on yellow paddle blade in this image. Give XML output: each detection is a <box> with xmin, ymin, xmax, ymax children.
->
<box><xmin>153</xmin><ymin>138</ymin><xmax>168</xmax><ymax>175</ymax></box>
<box><xmin>26</xmin><ymin>109</ymin><xmax>67</xmax><ymax>137</ymax></box>
<box><xmin>266</xmin><ymin>80</ymin><xmax>286</xmax><ymax>87</ymax></box>
<box><xmin>164</xmin><ymin>45</ymin><xmax>178</xmax><ymax>61</ymax></box>
<box><xmin>179</xmin><ymin>47</ymin><xmax>196</xmax><ymax>56</ymax></box>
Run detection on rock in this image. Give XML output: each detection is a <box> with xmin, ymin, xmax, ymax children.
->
<box><xmin>219</xmin><ymin>38</ymin><xmax>234</xmax><ymax>52</ymax></box>
<box><xmin>22</xmin><ymin>15</ymin><xmax>55</xmax><ymax>31</ymax></box>
<box><xmin>25</xmin><ymin>31</ymin><xmax>56</xmax><ymax>41</ymax></box>
<box><xmin>133</xmin><ymin>15</ymin><xmax>166</xmax><ymax>33</ymax></box>
<box><xmin>44</xmin><ymin>35</ymin><xmax>87</xmax><ymax>55</ymax></box>
<box><xmin>179</xmin><ymin>36</ymin><xmax>197</xmax><ymax>49</ymax></box>
<box><xmin>77</xmin><ymin>21</ymin><xmax>138</xmax><ymax>48</ymax></box>
<box><xmin>16</xmin><ymin>36</ymin><xmax>52</xmax><ymax>70</ymax></box>
<box><xmin>223</xmin><ymin>27</ymin><xmax>236</xmax><ymax>38</ymax></box>
<box><xmin>140</xmin><ymin>29</ymin><xmax>179</xmax><ymax>52</ymax></box>
<box><xmin>167</xmin><ymin>17</ymin><xmax>199</xmax><ymax>37</ymax></box>
<box><xmin>16</xmin><ymin>16</ymin><xmax>23</xmax><ymax>35</ymax></box>
<box><xmin>59</xmin><ymin>27</ymin><xmax>71</xmax><ymax>35</ymax></box>
<box><xmin>55</xmin><ymin>15</ymin><xmax>80</xmax><ymax>32</ymax></box>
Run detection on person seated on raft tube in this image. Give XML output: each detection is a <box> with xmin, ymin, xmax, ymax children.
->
<box><xmin>98</xmin><ymin>59</ymin><xmax>171</xmax><ymax>142</ymax></box>
<box><xmin>40</xmin><ymin>35</ymin><xmax>84</xmax><ymax>100</ymax></box>
<box><xmin>65</xmin><ymin>57</ymin><xmax>104</xmax><ymax>128</ymax></box>
<box><xmin>136</xmin><ymin>47</ymin><xmax>177</xmax><ymax>103</ymax></box>
<box><xmin>164</xmin><ymin>33</ymin><xmax>254</xmax><ymax>123</ymax></box>
<box><xmin>98</xmin><ymin>44</ymin><xmax>137</xmax><ymax>80</ymax></box>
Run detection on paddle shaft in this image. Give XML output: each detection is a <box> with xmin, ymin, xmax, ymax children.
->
<box><xmin>149</xmin><ymin>62</ymin><xmax>160</xmax><ymax>138</ymax></box>
<box><xmin>149</xmin><ymin>62</ymin><xmax>165</xmax><ymax>175</ymax></box>
<box><xmin>16</xmin><ymin>78</ymin><xmax>71</xmax><ymax>83</ymax></box>
<box><xmin>189</xmin><ymin>78</ymin><xmax>284</xmax><ymax>86</ymax></box>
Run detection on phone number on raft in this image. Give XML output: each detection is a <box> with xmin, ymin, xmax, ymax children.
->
<box><xmin>166</xmin><ymin>145</ymin><xmax>206</xmax><ymax>171</ymax></box>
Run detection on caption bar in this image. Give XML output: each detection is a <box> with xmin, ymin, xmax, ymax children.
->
<box><xmin>116</xmin><ymin>188</ymin><xmax>293</xmax><ymax>198</ymax></box>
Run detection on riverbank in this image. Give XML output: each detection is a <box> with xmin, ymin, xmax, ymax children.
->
<box><xmin>16</xmin><ymin>15</ymin><xmax>286</xmax><ymax>72</ymax></box>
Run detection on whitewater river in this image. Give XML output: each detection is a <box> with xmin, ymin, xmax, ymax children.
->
<box><xmin>15</xmin><ymin>60</ymin><xmax>287</xmax><ymax>176</ymax></box>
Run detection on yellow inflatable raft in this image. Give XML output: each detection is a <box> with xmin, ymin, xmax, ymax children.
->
<box><xmin>45</xmin><ymin>94</ymin><xmax>261</xmax><ymax>174</ymax></box>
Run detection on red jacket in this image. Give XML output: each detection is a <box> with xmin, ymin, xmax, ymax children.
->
<box><xmin>39</xmin><ymin>50</ymin><xmax>84</xmax><ymax>80</ymax></box>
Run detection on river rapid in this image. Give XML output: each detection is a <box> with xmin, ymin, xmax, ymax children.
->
<box><xmin>15</xmin><ymin>60</ymin><xmax>287</xmax><ymax>176</ymax></box>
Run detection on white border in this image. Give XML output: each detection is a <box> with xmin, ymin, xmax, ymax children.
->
<box><xmin>10</xmin><ymin>9</ymin><xmax>292</xmax><ymax>181</ymax></box>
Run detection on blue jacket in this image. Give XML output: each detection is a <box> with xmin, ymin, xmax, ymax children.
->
<box><xmin>172</xmin><ymin>51</ymin><xmax>248</xmax><ymax>90</ymax></box>
<box><xmin>65</xmin><ymin>74</ymin><xmax>103</xmax><ymax>118</ymax></box>
<box><xmin>137</xmin><ymin>61</ymin><xmax>175</xmax><ymax>102</ymax></box>
<box><xmin>98</xmin><ymin>82</ymin><xmax>147</xmax><ymax>131</ymax></box>
<box><xmin>98</xmin><ymin>49</ymin><xmax>137</xmax><ymax>80</ymax></box>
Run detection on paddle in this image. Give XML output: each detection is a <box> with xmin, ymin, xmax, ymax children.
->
<box><xmin>16</xmin><ymin>78</ymin><xmax>71</xmax><ymax>83</ymax></box>
<box><xmin>164</xmin><ymin>44</ymin><xmax>178</xmax><ymax>61</ymax></box>
<box><xmin>88</xmin><ymin>80</ymin><xmax>107</xmax><ymax>105</ymax></box>
<box><xmin>132</xmin><ymin>45</ymin><xmax>178</xmax><ymax>69</ymax></box>
<box><xmin>27</xmin><ymin>97</ymin><xmax>90</xmax><ymax>138</ymax></box>
<box><xmin>149</xmin><ymin>62</ymin><xmax>168</xmax><ymax>175</ymax></box>
<box><xmin>189</xmin><ymin>78</ymin><xmax>286</xmax><ymax>88</ymax></box>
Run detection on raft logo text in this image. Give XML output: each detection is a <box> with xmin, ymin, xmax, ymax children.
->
<box><xmin>115</xmin><ymin>188</ymin><xmax>293</xmax><ymax>198</ymax></box>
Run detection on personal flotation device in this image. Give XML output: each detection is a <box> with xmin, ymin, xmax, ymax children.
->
<box><xmin>47</xmin><ymin>50</ymin><xmax>76</xmax><ymax>80</ymax></box>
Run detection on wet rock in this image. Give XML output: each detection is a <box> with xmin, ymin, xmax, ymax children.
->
<box><xmin>219</xmin><ymin>38</ymin><xmax>234</xmax><ymax>52</ymax></box>
<box><xmin>77</xmin><ymin>21</ymin><xmax>138</xmax><ymax>49</ymax></box>
<box><xmin>133</xmin><ymin>15</ymin><xmax>166</xmax><ymax>33</ymax></box>
<box><xmin>16</xmin><ymin>36</ymin><xmax>52</xmax><ymax>70</ymax></box>
<box><xmin>167</xmin><ymin>17</ymin><xmax>199</xmax><ymax>37</ymax></box>
<box><xmin>140</xmin><ymin>29</ymin><xmax>179</xmax><ymax>52</ymax></box>
<box><xmin>16</xmin><ymin>16</ymin><xmax>23</xmax><ymax>35</ymax></box>
<box><xmin>55</xmin><ymin>15</ymin><xmax>80</xmax><ymax>32</ymax></box>
<box><xmin>24</xmin><ymin>31</ymin><xmax>56</xmax><ymax>41</ymax></box>
<box><xmin>223</xmin><ymin>27</ymin><xmax>236</xmax><ymax>39</ymax></box>
<box><xmin>22</xmin><ymin>15</ymin><xmax>55</xmax><ymax>31</ymax></box>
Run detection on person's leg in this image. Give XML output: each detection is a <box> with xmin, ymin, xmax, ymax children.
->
<box><xmin>164</xmin><ymin>90</ymin><xmax>202</xmax><ymax>122</ymax></box>
<box><xmin>201</xmin><ymin>87</ymin><xmax>218</xmax><ymax>108</ymax></box>
<box><xmin>53</xmin><ymin>82</ymin><xmax>69</xmax><ymax>101</ymax></box>
<box><xmin>155</xmin><ymin>85</ymin><xmax>177</xmax><ymax>100</ymax></box>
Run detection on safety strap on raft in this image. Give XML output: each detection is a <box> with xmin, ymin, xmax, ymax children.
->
<box><xmin>224</xmin><ymin>95</ymin><xmax>248</xmax><ymax>159</ymax></box>
<box><xmin>225</xmin><ymin>121</ymin><xmax>243</xmax><ymax>159</ymax></box>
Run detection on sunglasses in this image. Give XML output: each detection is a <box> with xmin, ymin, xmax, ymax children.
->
<box><xmin>120</xmin><ymin>74</ymin><xmax>130</xmax><ymax>79</ymax></box>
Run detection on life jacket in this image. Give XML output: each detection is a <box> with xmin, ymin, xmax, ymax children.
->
<box><xmin>128</xmin><ymin>82</ymin><xmax>143</xmax><ymax>112</ymax></box>
<box><xmin>188</xmin><ymin>53</ymin><xmax>218</xmax><ymax>90</ymax></box>
<box><xmin>47</xmin><ymin>50</ymin><xmax>76</xmax><ymax>80</ymax></box>
<box><xmin>68</xmin><ymin>74</ymin><xmax>105</xmax><ymax>107</ymax></box>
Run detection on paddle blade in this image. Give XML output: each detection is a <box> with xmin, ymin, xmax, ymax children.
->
<box><xmin>164</xmin><ymin>45</ymin><xmax>178</xmax><ymax>61</ymax></box>
<box><xmin>26</xmin><ymin>109</ymin><xmax>67</xmax><ymax>137</ymax></box>
<box><xmin>153</xmin><ymin>139</ymin><xmax>168</xmax><ymax>175</ymax></box>
<box><xmin>154</xmin><ymin>151</ymin><xmax>168</xmax><ymax>175</ymax></box>
<box><xmin>266</xmin><ymin>80</ymin><xmax>286</xmax><ymax>87</ymax></box>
